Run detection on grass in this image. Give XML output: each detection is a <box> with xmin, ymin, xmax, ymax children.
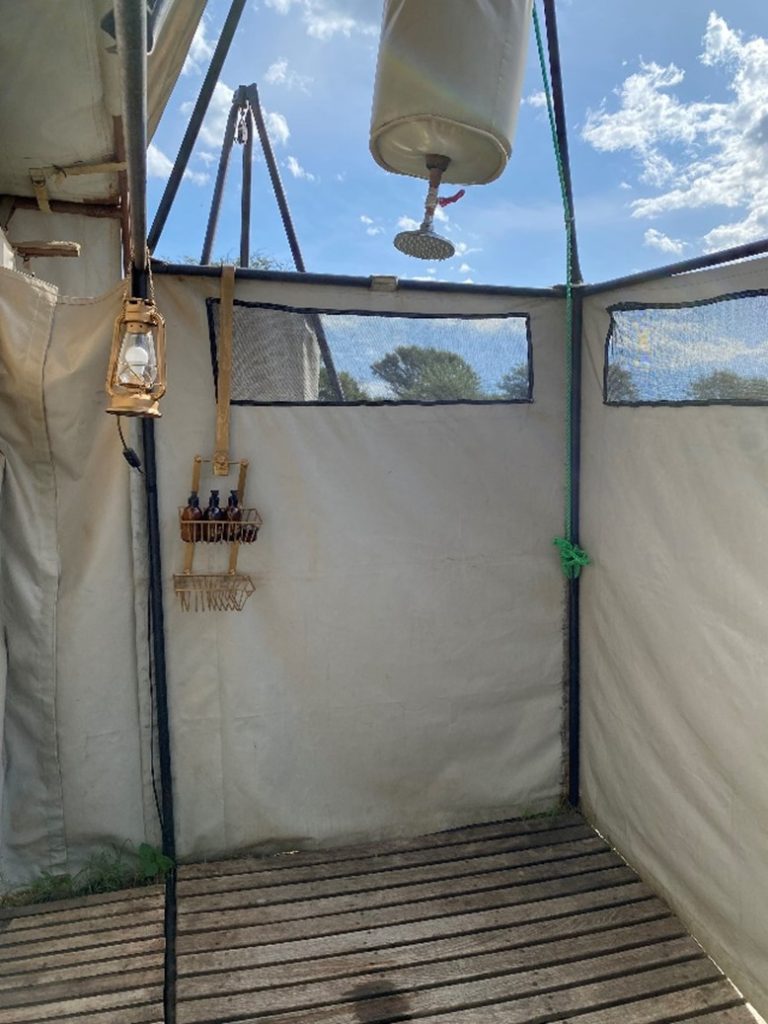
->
<box><xmin>0</xmin><ymin>843</ymin><xmax>173</xmax><ymax>909</ymax></box>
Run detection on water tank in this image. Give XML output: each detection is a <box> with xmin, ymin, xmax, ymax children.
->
<box><xmin>370</xmin><ymin>0</ymin><xmax>533</xmax><ymax>185</ymax></box>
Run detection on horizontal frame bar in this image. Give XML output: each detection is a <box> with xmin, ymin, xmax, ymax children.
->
<box><xmin>582</xmin><ymin>237</ymin><xmax>768</xmax><ymax>296</ymax></box>
<box><xmin>151</xmin><ymin>261</ymin><xmax>564</xmax><ymax>299</ymax></box>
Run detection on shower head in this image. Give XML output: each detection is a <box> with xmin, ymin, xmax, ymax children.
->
<box><xmin>394</xmin><ymin>226</ymin><xmax>455</xmax><ymax>261</ymax></box>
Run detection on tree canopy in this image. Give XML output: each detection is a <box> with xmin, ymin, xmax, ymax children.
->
<box><xmin>318</xmin><ymin>368</ymin><xmax>369</xmax><ymax>402</ymax></box>
<box><xmin>689</xmin><ymin>370</ymin><xmax>768</xmax><ymax>402</ymax></box>
<box><xmin>371</xmin><ymin>345</ymin><xmax>482</xmax><ymax>401</ymax></box>
<box><xmin>497</xmin><ymin>364</ymin><xmax>529</xmax><ymax>400</ymax></box>
<box><xmin>606</xmin><ymin>365</ymin><xmax>639</xmax><ymax>402</ymax></box>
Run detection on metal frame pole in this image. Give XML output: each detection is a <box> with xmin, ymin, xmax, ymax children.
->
<box><xmin>114</xmin><ymin>0</ymin><xmax>148</xmax><ymax>279</ymax></box>
<box><xmin>114</xmin><ymin>4</ymin><xmax>177</xmax><ymax>1019</ymax></box>
<box><xmin>200</xmin><ymin>86</ymin><xmax>244</xmax><ymax>264</ymax></box>
<box><xmin>240</xmin><ymin>107</ymin><xmax>254</xmax><ymax>268</ymax></box>
<box><xmin>541</xmin><ymin>0</ymin><xmax>583</xmax><ymax>808</ymax></box>
<box><xmin>148</xmin><ymin>0</ymin><xmax>247</xmax><ymax>252</ymax></box>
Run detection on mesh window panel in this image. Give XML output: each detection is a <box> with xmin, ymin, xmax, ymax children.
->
<box><xmin>207</xmin><ymin>299</ymin><xmax>532</xmax><ymax>404</ymax></box>
<box><xmin>605</xmin><ymin>291</ymin><xmax>768</xmax><ymax>405</ymax></box>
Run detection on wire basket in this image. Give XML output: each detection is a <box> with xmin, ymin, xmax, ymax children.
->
<box><xmin>173</xmin><ymin>573</ymin><xmax>256</xmax><ymax>612</ymax></box>
<box><xmin>178</xmin><ymin>507</ymin><xmax>262</xmax><ymax>544</ymax></box>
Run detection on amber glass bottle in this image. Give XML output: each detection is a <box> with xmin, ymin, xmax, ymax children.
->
<box><xmin>180</xmin><ymin>491</ymin><xmax>203</xmax><ymax>542</ymax></box>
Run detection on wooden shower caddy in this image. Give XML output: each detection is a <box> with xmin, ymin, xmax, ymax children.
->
<box><xmin>173</xmin><ymin>457</ymin><xmax>262</xmax><ymax>612</ymax></box>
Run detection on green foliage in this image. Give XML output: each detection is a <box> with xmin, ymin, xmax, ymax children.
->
<box><xmin>606</xmin><ymin>364</ymin><xmax>639</xmax><ymax>402</ymax></box>
<box><xmin>137</xmin><ymin>843</ymin><xmax>174</xmax><ymax>882</ymax></box>
<box><xmin>689</xmin><ymin>370</ymin><xmax>768</xmax><ymax>401</ymax></box>
<box><xmin>371</xmin><ymin>345</ymin><xmax>482</xmax><ymax>401</ymax></box>
<box><xmin>179</xmin><ymin>251</ymin><xmax>287</xmax><ymax>270</ymax></box>
<box><xmin>0</xmin><ymin>843</ymin><xmax>174</xmax><ymax>908</ymax></box>
<box><xmin>497</xmin><ymin>364</ymin><xmax>530</xmax><ymax>400</ymax></box>
<box><xmin>318</xmin><ymin>368</ymin><xmax>369</xmax><ymax>402</ymax></box>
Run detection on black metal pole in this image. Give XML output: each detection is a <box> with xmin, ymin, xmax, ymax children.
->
<box><xmin>541</xmin><ymin>0</ymin><xmax>583</xmax><ymax>808</ymax></box>
<box><xmin>542</xmin><ymin>0</ymin><xmax>582</xmax><ymax>285</ymax></box>
<box><xmin>247</xmin><ymin>84</ymin><xmax>344</xmax><ymax>400</ymax></box>
<box><xmin>567</xmin><ymin>290</ymin><xmax>583</xmax><ymax>808</ymax></box>
<box><xmin>200</xmin><ymin>87</ymin><xmax>244</xmax><ymax>264</ymax></box>
<box><xmin>583</xmin><ymin>235</ymin><xmax>768</xmax><ymax>295</ymax></box>
<box><xmin>239</xmin><ymin>107</ymin><xmax>254</xmax><ymax>268</ymax></box>
<box><xmin>114</xmin><ymin>6</ymin><xmax>177</xmax><ymax>1018</ymax></box>
<box><xmin>114</xmin><ymin>0</ymin><xmax>148</xmax><ymax>275</ymax></box>
<box><xmin>148</xmin><ymin>0</ymin><xmax>247</xmax><ymax>253</ymax></box>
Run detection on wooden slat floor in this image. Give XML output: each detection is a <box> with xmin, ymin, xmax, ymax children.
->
<box><xmin>0</xmin><ymin>813</ymin><xmax>755</xmax><ymax>1023</ymax></box>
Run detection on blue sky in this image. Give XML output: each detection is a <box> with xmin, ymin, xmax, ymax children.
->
<box><xmin>148</xmin><ymin>0</ymin><xmax>768</xmax><ymax>289</ymax></box>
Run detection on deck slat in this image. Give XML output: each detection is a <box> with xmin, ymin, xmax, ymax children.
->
<box><xmin>176</xmin><ymin>921</ymin><xmax>692</xmax><ymax>1022</ymax></box>
<box><xmin>177</xmin><ymin>881</ymin><xmax>652</xmax><ymax>974</ymax></box>
<box><xmin>178</xmin><ymin>824</ymin><xmax>594</xmax><ymax>896</ymax></box>
<box><xmin>179</xmin><ymin>814</ymin><xmax>585</xmax><ymax>881</ymax></box>
<box><xmin>208</xmin><ymin>958</ymin><xmax>722</xmax><ymax>1024</ymax></box>
<box><xmin>179</xmin><ymin>836</ymin><xmax>607</xmax><ymax>912</ymax></box>
<box><xmin>179</xmin><ymin>851</ymin><xmax>622</xmax><ymax>934</ymax></box>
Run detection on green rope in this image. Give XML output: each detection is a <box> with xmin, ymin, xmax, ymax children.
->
<box><xmin>553</xmin><ymin>537</ymin><xmax>590</xmax><ymax>580</ymax></box>
<box><xmin>532</xmin><ymin>1</ymin><xmax>589</xmax><ymax>578</ymax></box>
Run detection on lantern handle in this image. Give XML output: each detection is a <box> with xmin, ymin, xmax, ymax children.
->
<box><xmin>213</xmin><ymin>264</ymin><xmax>235</xmax><ymax>476</ymax></box>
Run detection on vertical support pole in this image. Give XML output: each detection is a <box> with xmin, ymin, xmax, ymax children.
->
<box><xmin>567</xmin><ymin>290</ymin><xmax>583</xmax><ymax>807</ymax></box>
<box><xmin>239</xmin><ymin>108</ymin><xmax>254</xmax><ymax>268</ymax></box>
<box><xmin>540</xmin><ymin>0</ymin><xmax>583</xmax><ymax>808</ymax></box>
<box><xmin>200</xmin><ymin>87</ymin><xmax>245</xmax><ymax>265</ymax></box>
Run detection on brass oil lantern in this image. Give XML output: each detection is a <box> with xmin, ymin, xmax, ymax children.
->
<box><xmin>106</xmin><ymin>293</ymin><xmax>166</xmax><ymax>418</ymax></box>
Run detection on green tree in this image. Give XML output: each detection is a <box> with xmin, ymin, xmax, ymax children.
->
<box><xmin>606</xmin><ymin>365</ymin><xmax>639</xmax><ymax>402</ymax></box>
<box><xmin>689</xmin><ymin>370</ymin><xmax>768</xmax><ymax>401</ymax></box>
<box><xmin>498</xmin><ymin>364</ymin><xmax>530</xmax><ymax>400</ymax></box>
<box><xmin>318</xmin><ymin>368</ymin><xmax>368</xmax><ymax>402</ymax></box>
<box><xmin>371</xmin><ymin>345</ymin><xmax>482</xmax><ymax>401</ymax></box>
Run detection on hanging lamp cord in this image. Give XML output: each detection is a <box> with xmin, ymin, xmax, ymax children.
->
<box><xmin>532</xmin><ymin>1</ymin><xmax>590</xmax><ymax>580</ymax></box>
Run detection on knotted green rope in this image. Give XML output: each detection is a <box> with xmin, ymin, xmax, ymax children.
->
<box><xmin>532</xmin><ymin>1</ymin><xmax>590</xmax><ymax>579</ymax></box>
<box><xmin>553</xmin><ymin>537</ymin><xmax>591</xmax><ymax>579</ymax></box>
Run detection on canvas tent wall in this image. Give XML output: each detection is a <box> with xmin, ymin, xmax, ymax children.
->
<box><xmin>0</xmin><ymin>264</ymin><xmax>566</xmax><ymax>881</ymax></box>
<box><xmin>581</xmin><ymin>253</ymin><xmax>768</xmax><ymax>1018</ymax></box>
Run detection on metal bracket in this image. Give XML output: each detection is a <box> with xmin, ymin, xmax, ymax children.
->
<box><xmin>28</xmin><ymin>161</ymin><xmax>127</xmax><ymax>213</ymax></box>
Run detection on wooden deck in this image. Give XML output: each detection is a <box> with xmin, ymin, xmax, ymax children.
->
<box><xmin>0</xmin><ymin>813</ymin><xmax>756</xmax><ymax>1023</ymax></box>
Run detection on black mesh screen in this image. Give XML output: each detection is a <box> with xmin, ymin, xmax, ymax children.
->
<box><xmin>207</xmin><ymin>300</ymin><xmax>532</xmax><ymax>404</ymax></box>
<box><xmin>605</xmin><ymin>291</ymin><xmax>768</xmax><ymax>405</ymax></box>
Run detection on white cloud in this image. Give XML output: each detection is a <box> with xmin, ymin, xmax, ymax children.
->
<box><xmin>264</xmin><ymin>58</ymin><xmax>312</xmax><ymax>92</ymax></box>
<box><xmin>462</xmin><ymin>277</ymin><xmax>474</xmax><ymax>284</ymax></box>
<box><xmin>197</xmin><ymin>151</ymin><xmax>216</xmax><ymax>166</ymax></box>
<box><xmin>459</xmin><ymin>262</ymin><xmax>472</xmax><ymax>273</ymax></box>
<box><xmin>264</xmin><ymin>0</ymin><xmax>377</xmax><ymax>39</ymax></box>
<box><xmin>582</xmin><ymin>13</ymin><xmax>768</xmax><ymax>251</ymax></box>
<box><xmin>285</xmin><ymin>155</ymin><xmax>314</xmax><ymax>180</ymax></box>
<box><xmin>397</xmin><ymin>215</ymin><xmax>420</xmax><ymax>231</ymax></box>
<box><xmin>147</xmin><ymin>143</ymin><xmax>209</xmax><ymax>186</ymax></box>
<box><xmin>266</xmin><ymin>111</ymin><xmax>291</xmax><ymax>146</ymax></box>
<box><xmin>360</xmin><ymin>215</ymin><xmax>382</xmax><ymax>235</ymax></box>
<box><xmin>433</xmin><ymin>205</ymin><xmax>449</xmax><ymax>223</ymax></box>
<box><xmin>525</xmin><ymin>91</ymin><xmax>548</xmax><ymax>108</ymax></box>
<box><xmin>182</xmin><ymin>80</ymin><xmax>233</xmax><ymax>147</ymax></box>
<box><xmin>643</xmin><ymin>228</ymin><xmax>687</xmax><ymax>255</ymax></box>
<box><xmin>182</xmin><ymin>18</ymin><xmax>214</xmax><ymax>76</ymax></box>
<box><xmin>619</xmin><ymin>181</ymin><xmax>633</xmax><ymax>190</ymax></box>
